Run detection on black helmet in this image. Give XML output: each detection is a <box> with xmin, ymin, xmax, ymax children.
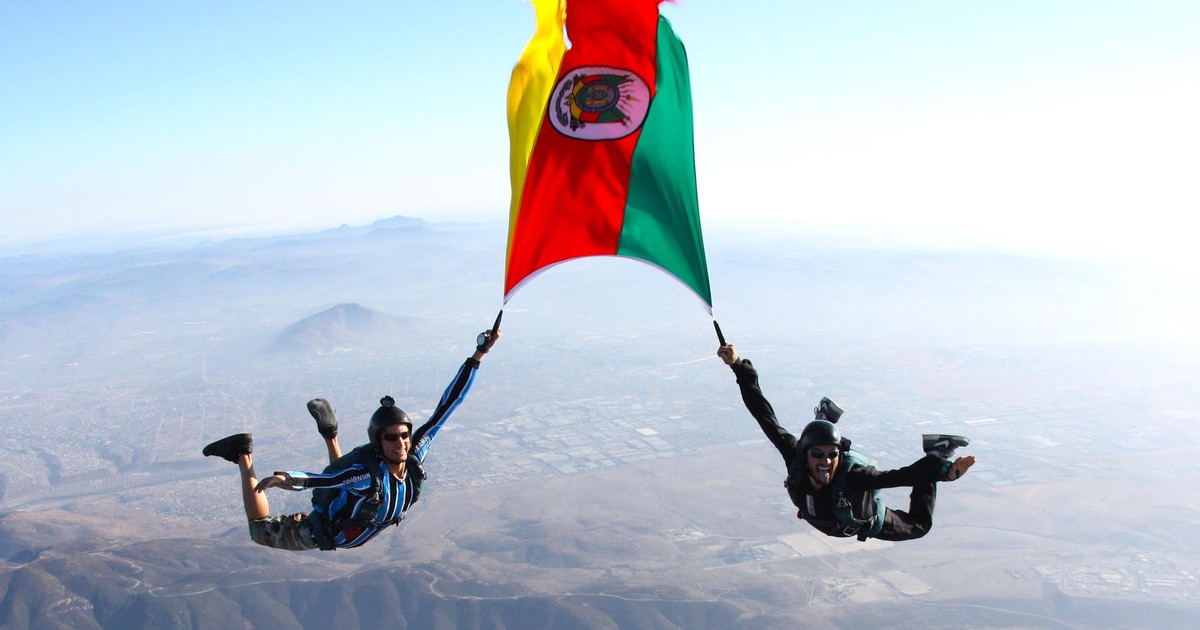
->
<box><xmin>814</xmin><ymin>397</ymin><xmax>843</xmax><ymax>423</ymax></box>
<box><xmin>368</xmin><ymin>395</ymin><xmax>412</xmax><ymax>453</ymax></box>
<box><xmin>798</xmin><ymin>420</ymin><xmax>841</xmax><ymax>453</ymax></box>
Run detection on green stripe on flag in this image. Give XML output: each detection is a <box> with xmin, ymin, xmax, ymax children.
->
<box><xmin>618</xmin><ymin>16</ymin><xmax>712</xmax><ymax>308</ymax></box>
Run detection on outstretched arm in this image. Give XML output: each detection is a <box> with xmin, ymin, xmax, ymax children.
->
<box><xmin>254</xmin><ymin>464</ymin><xmax>372</xmax><ymax>493</ymax></box>
<box><xmin>410</xmin><ymin>327</ymin><xmax>502</xmax><ymax>461</ymax></box>
<box><xmin>718</xmin><ymin>343</ymin><xmax>798</xmax><ymax>462</ymax></box>
<box><xmin>254</xmin><ymin>473</ymin><xmax>298</xmax><ymax>493</ymax></box>
<box><xmin>848</xmin><ymin>454</ymin><xmax>977</xmax><ymax>492</ymax></box>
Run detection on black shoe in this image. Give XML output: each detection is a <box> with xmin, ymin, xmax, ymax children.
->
<box><xmin>308</xmin><ymin>398</ymin><xmax>338</xmax><ymax>439</ymax></box>
<box><xmin>203</xmin><ymin>433</ymin><xmax>253</xmax><ymax>463</ymax></box>
<box><xmin>923</xmin><ymin>434</ymin><xmax>969</xmax><ymax>458</ymax></box>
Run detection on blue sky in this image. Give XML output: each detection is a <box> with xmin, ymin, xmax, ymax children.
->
<box><xmin>3</xmin><ymin>0</ymin><xmax>1197</xmax><ymax>271</ymax></box>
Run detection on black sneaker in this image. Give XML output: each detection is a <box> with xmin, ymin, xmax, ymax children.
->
<box><xmin>922</xmin><ymin>434</ymin><xmax>970</xmax><ymax>459</ymax></box>
<box><xmin>202</xmin><ymin>433</ymin><xmax>253</xmax><ymax>463</ymax></box>
<box><xmin>308</xmin><ymin>398</ymin><xmax>338</xmax><ymax>439</ymax></box>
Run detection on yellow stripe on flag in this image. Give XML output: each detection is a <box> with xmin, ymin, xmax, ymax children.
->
<box><xmin>506</xmin><ymin>0</ymin><xmax>566</xmax><ymax>281</ymax></box>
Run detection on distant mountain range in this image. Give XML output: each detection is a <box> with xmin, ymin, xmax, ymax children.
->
<box><xmin>0</xmin><ymin>528</ymin><xmax>757</xmax><ymax>630</ymax></box>
<box><xmin>3</xmin><ymin>216</ymin><xmax>1193</xmax><ymax>630</ymax></box>
<box><xmin>0</xmin><ymin>215</ymin><xmax>497</xmax><ymax>365</ymax></box>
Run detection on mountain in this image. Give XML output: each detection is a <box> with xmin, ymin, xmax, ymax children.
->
<box><xmin>262</xmin><ymin>303</ymin><xmax>412</xmax><ymax>355</ymax></box>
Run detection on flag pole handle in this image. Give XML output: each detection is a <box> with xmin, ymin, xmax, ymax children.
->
<box><xmin>491</xmin><ymin>309</ymin><xmax>504</xmax><ymax>336</ymax></box>
<box><xmin>713</xmin><ymin>320</ymin><xmax>726</xmax><ymax>346</ymax></box>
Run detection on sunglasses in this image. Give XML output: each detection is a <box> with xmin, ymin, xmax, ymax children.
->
<box><xmin>808</xmin><ymin>448</ymin><xmax>840</xmax><ymax>461</ymax></box>
<box><xmin>382</xmin><ymin>430</ymin><xmax>411</xmax><ymax>442</ymax></box>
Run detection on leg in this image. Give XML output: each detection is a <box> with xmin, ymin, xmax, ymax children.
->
<box><xmin>872</xmin><ymin>446</ymin><xmax>971</xmax><ymax>542</ymax></box>
<box><xmin>324</xmin><ymin>435</ymin><xmax>342</xmax><ymax>463</ymax></box>
<box><xmin>875</xmin><ymin>476</ymin><xmax>937</xmax><ymax>542</ymax></box>
<box><xmin>238</xmin><ymin>452</ymin><xmax>271</xmax><ymax>520</ymax></box>
<box><xmin>203</xmin><ymin>433</ymin><xmax>267</xmax><ymax>519</ymax></box>
<box><xmin>878</xmin><ymin>454</ymin><xmax>944</xmax><ymax>541</ymax></box>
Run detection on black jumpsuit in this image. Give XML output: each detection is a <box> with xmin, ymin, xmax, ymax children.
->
<box><xmin>730</xmin><ymin>358</ymin><xmax>948</xmax><ymax>541</ymax></box>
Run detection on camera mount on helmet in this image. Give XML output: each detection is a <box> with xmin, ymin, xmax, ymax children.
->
<box><xmin>814</xmin><ymin>397</ymin><xmax>843</xmax><ymax>423</ymax></box>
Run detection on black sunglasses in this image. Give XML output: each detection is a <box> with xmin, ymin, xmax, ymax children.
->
<box><xmin>382</xmin><ymin>430</ymin><xmax>411</xmax><ymax>442</ymax></box>
<box><xmin>808</xmin><ymin>448</ymin><xmax>839</xmax><ymax>460</ymax></box>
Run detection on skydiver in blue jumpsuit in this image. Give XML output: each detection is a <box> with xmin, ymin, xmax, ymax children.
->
<box><xmin>202</xmin><ymin>328</ymin><xmax>499</xmax><ymax>550</ymax></box>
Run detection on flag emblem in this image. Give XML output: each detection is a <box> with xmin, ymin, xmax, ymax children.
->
<box><xmin>551</xmin><ymin>66</ymin><xmax>650</xmax><ymax>140</ymax></box>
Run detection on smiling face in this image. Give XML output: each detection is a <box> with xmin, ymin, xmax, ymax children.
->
<box><xmin>806</xmin><ymin>446</ymin><xmax>840</xmax><ymax>489</ymax></box>
<box><xmin>378</xmin><ymin>426</ymin><xmax>412</xmax><ymax>466</ymax></box>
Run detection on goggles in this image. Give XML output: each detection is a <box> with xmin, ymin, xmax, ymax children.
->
<box><xmin>382</xmin><ymin>430</ymin><xmax>412</xmax><ymax>442</ymax></box>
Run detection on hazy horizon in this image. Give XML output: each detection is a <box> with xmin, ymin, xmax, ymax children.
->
<box><xmin>1</xmin><ymin>219</ymin><xmax>1197</xmax><ymax>628</ymax></box>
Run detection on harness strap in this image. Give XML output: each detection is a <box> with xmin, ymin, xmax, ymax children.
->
<box><xmin>306</xmin><ymin>510</ymin><xmax>338</xmax><ymax>551</ymax></box>
<box><xmin>789</xmin><ymin>451</ymin><xmax>885</xmax><ymax>540</ymax></box>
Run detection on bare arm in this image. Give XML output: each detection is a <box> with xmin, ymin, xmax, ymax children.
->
<box><xmin>254</xmin><ymin>473</ymin><xmax>298</xmax><ymax>493</ymax></box>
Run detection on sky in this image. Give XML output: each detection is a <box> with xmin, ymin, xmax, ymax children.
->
<box><xmin>3</xmin><ymin>0</ymin><xmax>1198</xmax><ymax>272</ymax></box>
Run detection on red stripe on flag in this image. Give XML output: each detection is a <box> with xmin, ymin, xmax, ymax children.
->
<box><xmin>504</xmin><ymin>0</ymin><xmax>665</xmax><ymax>297</ymax></box>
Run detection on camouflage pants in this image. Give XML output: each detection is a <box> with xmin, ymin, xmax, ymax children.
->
<box><xmin>248</xmin><ymin>513</ymin><xmax>319</xmax><ymax>551</ymax></box>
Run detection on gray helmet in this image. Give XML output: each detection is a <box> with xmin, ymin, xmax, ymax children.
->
<box><xmin>368</xmin><ymin>395</ymin><xmax>412</xmax><ymax>453</ymax></box>
<box><xmin>798</xmin><ymin>420</ymin><xmax>841</xmax><ymax>453</ymax></box>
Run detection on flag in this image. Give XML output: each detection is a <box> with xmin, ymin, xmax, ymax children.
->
<box><xmin>505</xmin><ymin>0</ymin><xmax>712</xmax><ymax>311</ymax></box>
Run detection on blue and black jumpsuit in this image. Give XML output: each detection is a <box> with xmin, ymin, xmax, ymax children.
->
<box><xmin>283</xmin><ymin>357</ymin><xmax>481</xmax><ymax>548</ymax></box>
